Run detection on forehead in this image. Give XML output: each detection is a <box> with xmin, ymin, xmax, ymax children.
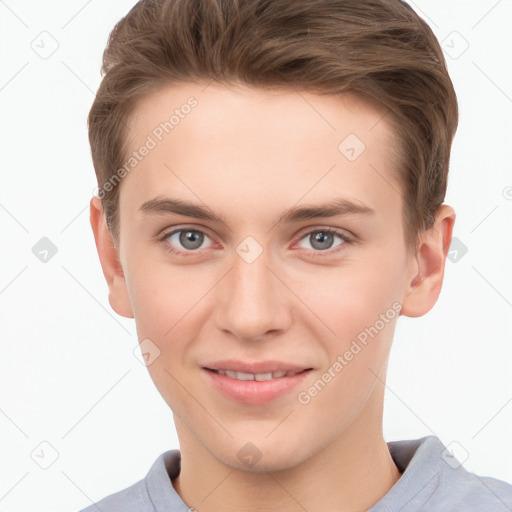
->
<box><xmin>120</xmin><ymin>82</ymin><xmax>402</xmax><ymax>225</ymax></box>
<box><xmin>127</xmin><ymin>82</ymin><xmax>393</xmax><ymax>150</ymax></box>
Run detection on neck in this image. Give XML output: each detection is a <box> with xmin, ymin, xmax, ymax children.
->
<box><xmin>172</xmin><ymin>386</ymin><xmax>400</xmax><ymax>512</ymax></box>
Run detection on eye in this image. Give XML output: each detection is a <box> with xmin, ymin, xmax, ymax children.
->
<box><xmin>160</xmin><ymin>228</ymin><xmax>213</xmax><ymax>256</ymax></box>
<box><xmin>158</xmin><ymin>226</ymin><xmax>352</xmax><ymax>258</ymax></box>
<box><xmin>296</xmin><ymin>228</ymin><xmax>351</xmax><ymax>254</ymax></box>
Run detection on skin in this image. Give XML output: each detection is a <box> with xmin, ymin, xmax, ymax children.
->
<box><xmin>90</xmin><ymin>82</ymin><xmax>455</xmax><ymax>512</ymax></box>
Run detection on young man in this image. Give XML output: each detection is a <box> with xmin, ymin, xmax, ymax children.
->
<box><xmin>82</xmin><ymin>0</ymin><xmax>512</xmax><ymax>510</ymax></box>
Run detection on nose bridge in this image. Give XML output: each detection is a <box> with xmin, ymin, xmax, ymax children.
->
<box><xmin>215</xmin><ymin>240</ymin><xmax>290</xmax><ymax>340</ymax></box>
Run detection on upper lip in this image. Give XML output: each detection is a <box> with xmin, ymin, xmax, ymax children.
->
<box><xmin>203</xmin><ymin>360</ymin><xmax>312</xmax><ymax>374</ymax></box>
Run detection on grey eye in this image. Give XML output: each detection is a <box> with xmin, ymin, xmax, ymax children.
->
<box><xmin>168</xmin><ymin>229</ymin><xmax>209</xmax><ymax>251</ymax></box>
<box><xmin>298</xmin><ymin>230</ymin><xmax>345</xmax><ymax>251</ymax></box>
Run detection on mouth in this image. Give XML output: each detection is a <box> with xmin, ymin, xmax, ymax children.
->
<box><xmin>202</xmin><ymin>362</ymin><xmax>313</xmax><ymax>405</ymax></box>
<box><xmin>204</xmin><ymin>368</ymin><xmax>311</xmax><ymax>381</ymax></box>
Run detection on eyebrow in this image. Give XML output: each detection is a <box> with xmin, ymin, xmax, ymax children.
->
<box><xmin>139</xmin><ymin>196</ymin><xmax>376</xmax><ymax>225</ymax></box>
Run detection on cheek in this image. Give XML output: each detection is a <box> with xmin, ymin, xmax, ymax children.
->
<box><xmin>296</xmin><ymin>266</ymin><xmax>400</xmax><ymax>419</ymax></box>
<box><xmin>125</xmin><ymin>262</ymin><xmax>205</xmax><ymax>411</ymax></box>
<box><xmin>294</xmin><ymin>253</ymin><xmax>402</xmax><ymax>402</ymax></box>
<box><xmin>125</xmin><ymin>260</ymin><xmax>217</xmax><ymax>402</ymax></box>
<box><xmin>297</xmin><ymin>257</ymin><xmax>401</xmax><ymax>335</ymax></box>
<box><xmin>125</xmin><ymin>251</ymin><xmax>212</xmax><ymax>336</ymax></box>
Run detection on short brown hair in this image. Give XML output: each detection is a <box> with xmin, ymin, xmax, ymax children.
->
<box><xmin>88</xmin><ymin>0</ymin><xmax>458</xmax><ymax>253</ymax></box>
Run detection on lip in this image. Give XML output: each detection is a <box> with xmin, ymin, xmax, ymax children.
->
<box><xmin>203</xmin><ymin>359</ymin><xmax>312</xmax><ymax>374</ymax></box>
<box><xmin>202</xmin><ymin>360</ymin><xmax>313</xmax><ymax>405</ymax></box>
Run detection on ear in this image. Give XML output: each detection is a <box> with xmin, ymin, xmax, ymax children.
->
<box><xmin>90</xmin><ymin>196</ymin><xmax>134</xmax><ymax>318</ymax></box>
<box><xmin>400</xmin><ymin>204</ymin><xmax>456</xmax><ymax>317</ymax></box>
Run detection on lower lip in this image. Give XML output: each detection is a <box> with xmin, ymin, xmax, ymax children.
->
<box><xmin>203</xmin><ymin>368</ymin><xmax>312</xmax><ymax>405</ymax></box>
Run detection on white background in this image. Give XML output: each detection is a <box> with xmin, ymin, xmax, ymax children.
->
<box><xmin>1</xmin><ymin>1</ymin><xmax>511</xmax><ymax>511</ymax></box>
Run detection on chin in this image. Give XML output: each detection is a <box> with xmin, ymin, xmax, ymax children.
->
<box><xmin>211</xmin><ymin>437</ymin><xmax>310</xmax><ymax>474</ymax></box>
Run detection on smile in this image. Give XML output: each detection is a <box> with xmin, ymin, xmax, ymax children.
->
<box><xmin>203</xmin><ymin>367</ymin><xmax>312</xmax><ymax>405</ymax></box>
<box><xmin>209</xmin><ymin>369</ymin><xmax>303</xmax><ymax>381</ymax></box>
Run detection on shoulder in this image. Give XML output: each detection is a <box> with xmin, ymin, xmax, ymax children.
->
<box><xmin>429</xmin><ymin>438</ymin><xmax>512</xmax><ymax>510</ymax></box>
<box><xmin>77</xmin><ymin>477</ymin><xmax>151</xmax><ymax>512</ymax></box>
<box><xmin>76</xmin><ymin>449</ymin><xmax>183</xmax><ymax>512</ymax></box>
<box><xmin>379</xmin><ymin>436</ymin><xmax>512</xmax><ymax>511</ymax></box>
<box><xmin>432</xmin><ymin>467</ymin><xmax>512</xmax><ymax>510</ymax></box>
<box><xmin>417</xmin><ymin>437</ymin><xmax>512</xmax><ymax>510</ymax></box>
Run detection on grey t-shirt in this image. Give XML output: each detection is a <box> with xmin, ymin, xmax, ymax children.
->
<box><xmin>78</xmin><ymin>436</ymin><xmax>512</xmax><ymax>511</ymax></box>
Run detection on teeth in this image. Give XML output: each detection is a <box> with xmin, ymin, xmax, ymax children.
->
<box><xmin>215</xmin><ymin>369</ymin><xmax>299</xmax><ymax>380</ymax></box>
<box><xmin>255</xmin><ymin>372</ymin><xmax>273</xmax><ymax>381</ymax></box>
<box><xmin>270</xmin><ymin>370</ymin><xmax>287</xmax><ymax>379</ymax></box>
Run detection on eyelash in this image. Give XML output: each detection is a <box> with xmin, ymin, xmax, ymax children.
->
<box><xmin>157</xmin><ymin>226</ymin><xmax>353</xmax><ymax>258</ymax></box>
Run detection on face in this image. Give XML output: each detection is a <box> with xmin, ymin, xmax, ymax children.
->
<box><xmin>104</xmin><ymin>82</ymin><xmax>423</xmax><ymax>471</ymax></box>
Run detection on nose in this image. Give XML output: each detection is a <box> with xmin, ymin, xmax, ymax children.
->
<box><xmin>214</xmin><ymin>246</ymin><xmax>292</xmax><ymax>342</ymax></box>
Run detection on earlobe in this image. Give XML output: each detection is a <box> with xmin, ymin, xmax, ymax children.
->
<box><xmin>89</xmin><ymin>196</ymin><xmax>134</xmax><ymax>319</ymax></box>
<box><xmin>400</xmin><ymin>205</ymin><xmax>456</xmax><ymax>318</ymax></box>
